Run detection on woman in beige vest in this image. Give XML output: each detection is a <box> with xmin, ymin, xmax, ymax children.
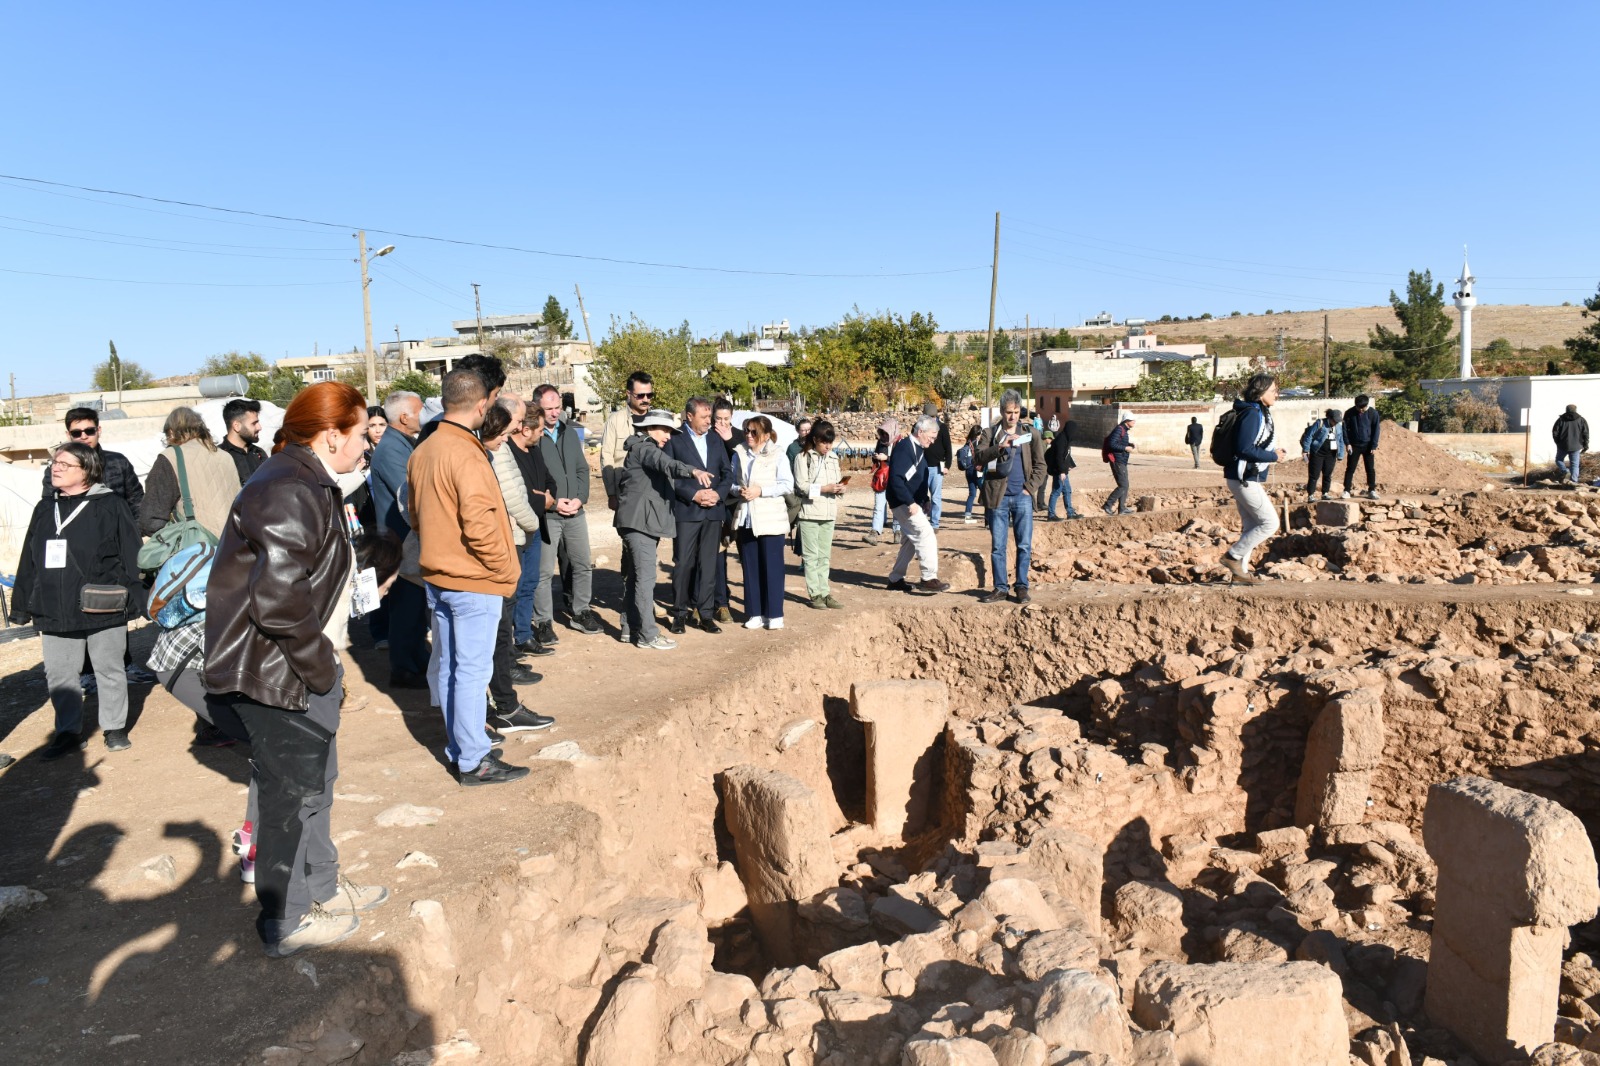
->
<box><xmin>732</xmin><ymin>415</ymin><xmax>794</xmax><ymax>631</ymax></box>
<box><xmin>139</xmin><ymin>406</ymin><xmax>242</xmax><ymax>539</ymax></box>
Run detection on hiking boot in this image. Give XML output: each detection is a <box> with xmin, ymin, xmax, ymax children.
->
<box><xmin>697</xmin><ymin>617</ymin><xmax>722</xmax><ymax>634</ymax></box>
<box><xmin>636</xmin><ymin>635</ymin><xmax>677</xmax><ymax>650</ymax></box>
<box><xmin>886</xmin><ymin>579</ymin><xmax>914</xmax><ymax>593</ymax></box>
<box><xmin>103</xmin><ymin>728</ymin><xmax>131</xmax><ymax>752</ymax></box>
<box><xmin>666</xmin><ymin>615</ymin><xmax>687</xmax><ymax>635</ymax></box>
<box><xmin>41</xmin><ymin>731</ymin><xmax>83</xmax><ymax>760</ymax></box>
<box><xmin>535</xmin><ymin>621</ymin><xmax>559</xmax><ymax>645</ymax></box>
<box><xmin>865</xmin><ymin>531</ymin><xmax>882</xmax><ymax>545</ymax></box>
<box><xmin>1220</xmin><ymin>555</ymin><xmax>1260</xmax><ymax>585</ymax></box>
<box><xmin>264</xmin><ymin>903</ymin><xmax>359</xmax><ymax>959</ymax></box>
<box><xmin>1014</xmin><ymin>587</ymin><xmax>1032</xmax><ymax>605</ymax></box>
<box><xmin>458</xmin><ymin>753</ymin><xmax>531</xmax><ymax>786</ymax></box>
<box><xmin>492</xmin><ymin>706</ymin><xmax>555</xmax><ymax>733</ymax></box>
<box><xmin>713</xmin><ymin>607</ymin><xmax>733</xmax><ymax>623</ymax></box>
<box><xmin>917</xmin><ymin>579</ymin><xmax>951</xmax><ymax>593</ymax></box>
<box><xmin>319</xmin><ymin>875</ymin><xmax>389</xmax><ymax>915</ymax></box>
<box><xmin>1066</xmin><ymin>511</ymin><xmax>1084</xmax><ymax>519</ymax></box>
<box><xmin>809</xmin><ymin>595</ymin><xmax>828</xmax><ymax>610</ymax></box>
<box><xmin>977</xmin><ymin>588</ymin><xmax>1008</xmax><ymax>604</ymax></box>
<box><xmin>569</xmin><ymin>611</ymin><xmax>602</xmax><ymax>635</ymax></box>
<box><xmin>823</xmin><ymin>595</ymin><xmax>844</xmax><ymax>609</ymax></box>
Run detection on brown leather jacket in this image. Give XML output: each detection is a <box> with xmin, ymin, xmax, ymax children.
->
<box><xmin>203</xmin><ymin>443</ymin><xmax>351</xmax><ymax>711</ymax></box>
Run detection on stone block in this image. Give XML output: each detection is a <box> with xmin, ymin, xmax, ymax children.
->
<box><xmin>1032</xmin><ymin>969</ymin><xmax>1131</xmax><ymax>1060</ymax></box>
<box><xmin>718</xmin><ymin>765</ymin><xmax>835</xmax><ymax>965</ymax></box>
<box><xmin>986</xmin><ymin>1028</ymin><xmax>1048</xmax><ymax>1066</ymax></box>
<box><xmin>1015</xmin><ymin>929</ymin><xmax>1100</xmax><ymax>982</ymax></box>
<box><xmin>850</xmin><ymin>679</ymin><xmax>950</xmax><ymax>841</ymax></box>
<box><xmin>1294</xmin><ymin>693</ymin><xmax>1384</xmax><ymax>830</ymax></box>
<box><xmin>1314</xmin><ymin>500</ymin><xmax>1362</xmax><ymax>527</ymax></box>
<box><xmin>819</xmin><ymin>942</ymin><xmax>886</xmax><ymax>995</ymax></box>
<box><xmin>1424</xmin><ymin>776</ymin><xmax>1600</xmax><ymax>1063</ymax></box>
<box><xmin>903</xmin><ymin>1036</ymin><xmax>1002</xmax><ymax>1066</ymax></box>
<box><xmin>584</xmin><ymin>976</ymin><xmax>660</xmax><ymax>1066</ymax></box>
<box><xmin>1133</xmin><ymin>961</ymin><xmax>1345</xmax><ymax>1066</ymax></box>
<box><xmin>693</xmin><ymin>862</ymin><xmax>748</xmax><ymax>926</ymax></box>
<box><xmin>1027</xmin><ymin>829</ymin><xmax>1104</xmax><ymax>935</ymax></box>
<box><xmin>1112</xmin><ymin>881</ymin><xmax>1185</xmax><ymax>956</ymax></box>
<box><xmin>976</xmin><ymin>878</ymin><xmax>1061</xmax><ymax>935</ymax></box>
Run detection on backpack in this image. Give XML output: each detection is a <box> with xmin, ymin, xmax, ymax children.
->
<box><xmin>1209</xmin><ymin>408</ymin><xmax>1244</xmax><ymax>467</ymax></box>
<box><xmin>955</xmin><ymin>444</ymin><xmax>973</xmax><ymax>473</ymax></box>
<box><xmin>1101</xmin><ymin>431</ymin><xmax>1115</xmax><ymax>465</ymax></box>
<box><xmin>148</xmin><ymin>540</ymin><xmax>214</xmax><ymax>629</ymax></box>
<box><xmin>136</xmin><ymin>446</ymin><xmax>220</xmax><ymax>572</ymax></box>
<box><xmin>870</xmin><ymin>460</ymin><xmax>890</xmax><ymax>494</ymax></box>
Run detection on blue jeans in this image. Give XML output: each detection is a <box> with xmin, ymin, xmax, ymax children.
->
<box><xmin>512</xmin><ymin>536</ymin><xmax>542</xmax><ymax>643</ymax></box>
<box><xmin>989</xmin><ymin>493</ymin><xmax>1034</xmax><ymax>593</ymax></box>
<box><xmin>963</xmin><ymin>478</ymin><xmax>980</xmax><ymax>517</ymax></box>
<box><xmin>927</xmin><ymin>467</ymin><xmax>945</xmax><ymax>528</ymax></box>
<box><xmin>1048</xmin><ymin>472</ymin><xmax>1074</xmax><ymax>517</ymax></box>
<box><xmin>425</xmin><ymin>584</ymin><xmax>500</xmax><ymax>772</ymax></box>
<box><xmin>1561</xmin><ymin>450</ymin><xmax>1583</xmax><ymax>482</ymax></box>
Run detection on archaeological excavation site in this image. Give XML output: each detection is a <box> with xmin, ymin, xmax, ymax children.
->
<box><xmin>8</xmin><ymin>433</ymin><xmax>1600</xmax><ymax>1066</ymax></box>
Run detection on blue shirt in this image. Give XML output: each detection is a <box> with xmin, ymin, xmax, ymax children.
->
<box><xmin>1005</xmin><ymin>441</ymin><xmax>1026</xmax><ymax>496</ymax></box>
<box><xmin>687</xmin><ymin>426</ymin><xmax>710</xmax><ymax>466</ymax></box>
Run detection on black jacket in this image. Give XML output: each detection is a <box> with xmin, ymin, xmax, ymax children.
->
<box><xmin>1185</xmin><ymin>422</ymin><xmax>1204</xmax><ymax>446</ymax></box>
<box><xmin>1344</xmin><ymin>406</ymin><xmax>1382</xmax><ymax>448</ymax></box>
<box><xmin>924</xmin><ymin>420</ymin><xmax>953</xmax><ymax>471</ymax></box>
<box><xmin>667</xmin><ymin>428</ymin><xmax>734</xmax><ymax>524</ymax></box>
<box><xmin>509</xmin><ymin>439</ymin><xmax>557</xmax><ymax>524</ymax></box>
<box><xmin>219</xmin><ymin>437</ymin><xmax>268</xmax><ymax>485</ymax></box>
<box><xmin>11</xmin><ymin>486</ymin><xmax>143</xmax><ymax>633</ymax></box>
<box><xmin>1046</xmin><ymin>428</ymin><xmax>1076</xmax><ymax>476</ymax></box>
<box><xmin>203</xmin><ymin>444</ymin><xmax>351</xmax><ymax>711</ymax></box>
<box><xmin>1554</xmin><ymin>411</ymin><xmax>1590</xmax><ymax>454</ymax></box>
<box><xmin>39</xmin><ymin>445</ymin><xmax>144</xmax><ymax>513</ymax></box>
<box><xmin>886</xmin><ymin>436</ymin><xmax>931</xmax><ymax>509</ymax></box>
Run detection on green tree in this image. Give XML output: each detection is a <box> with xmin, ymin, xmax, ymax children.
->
<box><xmin>247</xmin><ymin>368</ymin><xmax>308</xmax><ymax>407</ymax></box>
<box><xmin>1482</xmin><ymin>337</ymin><xmax>1516</xmax><ymax>362</ymax></box>
<box><xmin>92</xmin><ymin>354</ymin><xmax>153</xmax><ymax>391</ymax></box>
<box><xmin>588</xmin><ymin>316</ymin><xmax>711</xmax><ymax>414</ymax></box>
<box><xmin>789</xmin><ymin>333</ymin><xmax>876</xmax><ymax>411</ymax></box>
<box><xmin>541</xmin><ymin>295</ymin><xmax>574</xmax><ymax>341</ymax></box>
<box><xmin>705</xmin><ymin>362</ymin><xmax>752</xmax><ymax>406</ymax></box>
<box><xmin>199</xmin><ymin>350</ymin><xmax>271</xmax><ymax>377</ymax></box>
<box><xmin>1125</xmin><ymin>361</ymin><xmax>1216</xmax><ymax>402</ymax></box>
<box><xmin>1368</xmin><ymin>270</ymin><xmax>1457</xmax><ymax>384</ymax></box>
<box><xmin>841</xmin><ymin>309</ymin><xmax>939</xmax><ymax>408</ymax></box>
<box><xmin>932</xmin><ymin>358</ymin><xmax>978</xmax><ymax>404</ymax></box>
<box><xmin>387</xmin><ymin>369</ymin><xmax>441</xmax><ymax>399</ymax></box>
<box><xmin>1327</xmin><ymin>347</ymin><xmax>1372</xmax><ymax>396</ymax></box>
<box><xmin>1564</xmin><ymin>284</ymin><xmax>1600</xmax><ymax>373</ymax></box>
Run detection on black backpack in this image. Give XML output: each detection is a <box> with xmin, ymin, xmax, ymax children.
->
<box><xmin>1209</xmin><ymin>408</ymin><xmax>1243</xmax><ymax>467</ymax></box>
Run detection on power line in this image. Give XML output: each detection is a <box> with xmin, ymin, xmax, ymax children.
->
<box><xmin>0</xmin><ymin>212</ymin><xmax>345</xmax><ymax>251</ymax></box>
<box><xmin>0</xmin><ymin>172</ymin><xmax>988</xmax><ymax>279</ymax></box>
<box><xmin>0</xmin><ymin>265</ymin><xmax>349</xmax><ymax>288</ymax></box>
<box><xmin>0</xmin><ymin>221</ymin><xmax>348</xmax><ymax>261</ymax></box>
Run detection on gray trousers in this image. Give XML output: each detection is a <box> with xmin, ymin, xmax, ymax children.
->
<box><xmin>42</xmin><ymin>626</ymin><xmax>128</xmax><ymax>735</ymax></box>
<box><xmin>1225</xmin><ymin>478</ymin><xmax>1280</xmax><ymax>570</ymax></box>
<box><xmin>621</xmin><ymin>530</ymin><xmax>661</xmax><ymax>645</ymax></box>
<box><xmin>535</xmin><ymin>513</ymin><xmax>592</xmax><ymax>622</ymax></box>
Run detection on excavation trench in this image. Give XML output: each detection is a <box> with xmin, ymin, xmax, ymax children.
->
<box><xmin>256</xmin><ymin>586</ymin><xmax>1600</xmax><ymax>1065</ymax></box>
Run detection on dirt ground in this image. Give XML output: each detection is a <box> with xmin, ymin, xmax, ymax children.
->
<box><xmin>0</xmin><ymin>442</ymin><xmax>1591</xmax><ymax>1064</ymax></box>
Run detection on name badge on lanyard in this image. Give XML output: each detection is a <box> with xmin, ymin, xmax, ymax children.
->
<box><xmin>45</xmin><ymin>500</ymin><xmax>89</xmax><ymax>568</ymax></box>
<box><xmin>343</xmin><ymin>502</ymin><xmax>380</xmax><ymax>618</ymax></box>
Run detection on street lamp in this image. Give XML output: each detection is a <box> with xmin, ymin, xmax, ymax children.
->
<box><xmin>357</xmin><ymin>231</ymin><xmax>396</xmax><ymax>405</ymax></box>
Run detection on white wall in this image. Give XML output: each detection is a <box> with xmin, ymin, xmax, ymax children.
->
<box><xmin>1424</xmin><ymin>375</ymin><xmax>1600</xmax><ymax>464</ymax></box>
<box><xmin>1066</xmin><ymin>397</ymin><xmax>1357</xmax><ymax>456</ymax></box>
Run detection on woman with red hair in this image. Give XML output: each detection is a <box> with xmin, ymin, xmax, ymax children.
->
<box><xmin>203</xmin><ymin>381</ymin><xmax>389</xmax><ymax>958</ymax></box>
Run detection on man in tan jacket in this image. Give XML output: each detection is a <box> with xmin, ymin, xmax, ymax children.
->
<box><xmin>407</xmin><ymin>368</ymin><xmax>528</xmax><ymax>786</ymax></box>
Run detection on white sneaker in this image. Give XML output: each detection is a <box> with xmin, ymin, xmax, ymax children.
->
<box><xmin>744</xmin><ymin>616</ymin><xmax>766</xmax><ymax>630</ymax></box>
<box><xmin>636</xmin><ymin>635</ymin><xmax>677</xmax><ymax>650</ymax></box>
<box><xmin>1338</xmin><ymin>490</ymin><xmax>1350</xmax><ymax>499</ymax></box>
<box><xmin>766</xmin><ymin>618</ymin><xmax>785</xmax><ymax>630</ymax></box>
<box><xmin>1365</xmin><ymin>489</ymin><xmax>1379</xmax><ymax>500</ymax></box>
<box><xmin>963</xmin><ymin>516</ymin><xmax>977</xmax><ymax>524</ymax></box>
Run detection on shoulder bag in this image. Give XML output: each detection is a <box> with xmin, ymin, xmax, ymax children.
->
<box><xmin>137</xmin><ymin>446</ymin><xmax>220</xmax><ymax>572</ymax></box>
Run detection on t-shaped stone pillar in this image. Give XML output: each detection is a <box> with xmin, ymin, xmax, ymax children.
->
<box><xmin>849</xmin><ymin>680</ymin><xmax>949</xmax><ymax>842</ymax></box>
<box><xmin>1423</xmin><ymin>776</ymin><xmax>1600</xmax><ymax>1062</ymax></box>
<box><xmin>1295</xmin><ymin>692</ymin><xmax>1384</xmax><ymax>829</ymax></box>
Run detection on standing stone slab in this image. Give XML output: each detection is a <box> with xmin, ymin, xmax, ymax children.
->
<box><xmin>849</xmin><ymin>680</ymin><xmax>949</xmax><ymax>841</ymax></box>
<box><xmin>718</xmin><ymin>765</ymin><xmax>835</xmax><ymax>965</ymax></box>
<box><xmin>1133</xmin><ymin>961</ymin><xmax>1346</xmax><ymax>1066</ymax></box>
<box><xmin>1027</xmin><ymin>829</ymin><xmax>1104</xmax><ymax>936</ymax></box>
<box><xmin>1423</xmin><ymin>776</ymin><xmax>1600</xmax><ymax>1063</ymax></box>
<box><xmin>1294</xmin><ymin>692</ymin><xmax>1384</xmax><ymax>830</ymax></box>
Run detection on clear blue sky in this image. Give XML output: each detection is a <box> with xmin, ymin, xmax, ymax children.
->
<box><xmin>4</xmin><ymin>1</ymin><xmax>1596</xmax><ymax>395</ymax></box>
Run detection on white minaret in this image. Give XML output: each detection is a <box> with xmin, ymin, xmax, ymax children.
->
<box><xmin>1453</xmin><ymin>248</ymin><xmax>1476</xmax><ymax>379</ymax></box>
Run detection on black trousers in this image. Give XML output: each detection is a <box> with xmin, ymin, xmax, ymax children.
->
<box><xmin>1343</xmin><ymin>445</ymin><xmax>1376</xmax><ymax>491</ymax></box>
<box><xmin>386</xmin><ymin>579</ymin><xmax>431</xmax><ymax>677</ymax></box>
<box><xmin>209</xmin><ymin>695</ymin><xmax>337</xmax><ymax>944</ymax></box>
<box><xmin>1105</xmin><ymin>459</ymin><xmax>1130</xmax><ymax>511</ymax></box>
<box><xmin>674</xmin><ymin>519</ymin><xmax>721</xmax><ymax>619</ymax></box>
<box><xmin>1307</xmin><ymin>450</ymin><xmax>1337</xmax><ymax>493</ymax></box>
<box><xmin>488</xmin><ymin>595</ymin><xmax>517</xmax><ymax>715</ymax></box>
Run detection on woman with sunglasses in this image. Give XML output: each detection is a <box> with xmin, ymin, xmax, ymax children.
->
<box><xmin>732</xmin><ymin>416</ymin><xmax>794</xmax><ymax>630</ymax></box>
<box><xmin>10</xmin><ymin>441</ymin><xmax>144</xmax><ymax>758</ymax></box>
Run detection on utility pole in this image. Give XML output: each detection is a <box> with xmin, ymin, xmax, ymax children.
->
<box><xmin>109</xmin><ymin>339</ymin><xmax>122</xmax><ymax>411</ymax></box>
<box><xmin>984</xmin><ymin>211</ymin><xmax>1000</xmax><ymax>411</ymax></box>
<box><xmin>574</xmin><ymin>283</ymin><xmax>595</xmax><ymax>349</ymax></box>
<box><xmin>1274</xmin><ymin>328</ymin><xmax>1286</xmax><ymax>372</ymax></box>
<box><xmin>354</xmin><ymin>231</ymin><xmax>394</xmax><ymax>405</ymax></box>
<box><xmin>1322</xmin><ymin>313</ymin><xmax>1330</xmax><ymax>398</ymax></box>
<box><xmin>471</xmin><ymin>283</ymin><xmax>485</xmax><ymax>349</ymax></box>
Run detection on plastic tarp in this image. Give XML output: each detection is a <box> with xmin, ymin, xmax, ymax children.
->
<box><xmin>110</xmin><ymin>398</ymin><xmax>286</xmax><ymax>483</ymax></box>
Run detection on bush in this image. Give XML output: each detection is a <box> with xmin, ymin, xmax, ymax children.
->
<box><xmin>387</xmin><ymin>370</ymin><xmax>441</xmax><ymax>399</ymax></box>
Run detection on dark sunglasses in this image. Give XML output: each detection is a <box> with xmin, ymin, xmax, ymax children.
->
<box><xmin>68</xmin><ymin>426</ymin><xmax>98</xmax><ymax>438</ymax></box>
<box><xmin>632</xmin><ymin>390</ymin><xmax>654</xmax><ymax>399</ymax></box>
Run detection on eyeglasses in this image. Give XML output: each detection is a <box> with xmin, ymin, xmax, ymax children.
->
<box><xmin>632</xmin><ymin>391</ymin><xmax>653</xmax><ymax>400</ymax></box>
<box><xmin>67</xmin><ymin>427</ymin><xmax>98</xmax><ymax>438</ymax></box>
<box><xmin>51</xmin><ymin>459</ymin><xmax>82</xmax><ymax>470</ymax></box>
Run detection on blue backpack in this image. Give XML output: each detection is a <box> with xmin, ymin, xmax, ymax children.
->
<box><xmin>148</xmin><ymin>541</ymin><xmax>214</xmax><ymax>629</ymax></box>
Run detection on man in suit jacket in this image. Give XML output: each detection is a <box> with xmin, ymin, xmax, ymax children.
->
<box><xmin>665</xmin><ymin>397</ymin><xmax>733</xmax><ymax>634</ymax></box>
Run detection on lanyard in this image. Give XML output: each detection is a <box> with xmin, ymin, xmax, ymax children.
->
<box><xmin>53</xmin><ymin>499</ymin><xmax>89</xmax><ymax>536</ymax></box>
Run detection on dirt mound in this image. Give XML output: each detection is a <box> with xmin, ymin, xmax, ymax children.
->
<box><xmin>1276</xmin><ymin>422</ymin><xmax>1488</xmax><ymax>494</ymax></box>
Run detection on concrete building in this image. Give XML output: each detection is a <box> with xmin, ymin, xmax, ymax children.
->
<box><xmin>1030</xmin><ymin>329</ymin><xmax>1249</xmax><ymax>419</ymax></box>
<box><xmin>276</xmin><ymin>351</ymin><xmax>366</xmax><ymax>385</ymax></box>
<box><xmin>1066</xmin><ymin>396</ymin><xmax>1357</xmax><ymax>458</ymax></box>
<box><xmin>1423</xmin><ymin>373</ymin><xmax>1600</xmax><ymax>465</ymax></box>
<box><xmin>718</xmin><ymin>338</ymin><xmax>792</xmax><ymax>369</ymax></box>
